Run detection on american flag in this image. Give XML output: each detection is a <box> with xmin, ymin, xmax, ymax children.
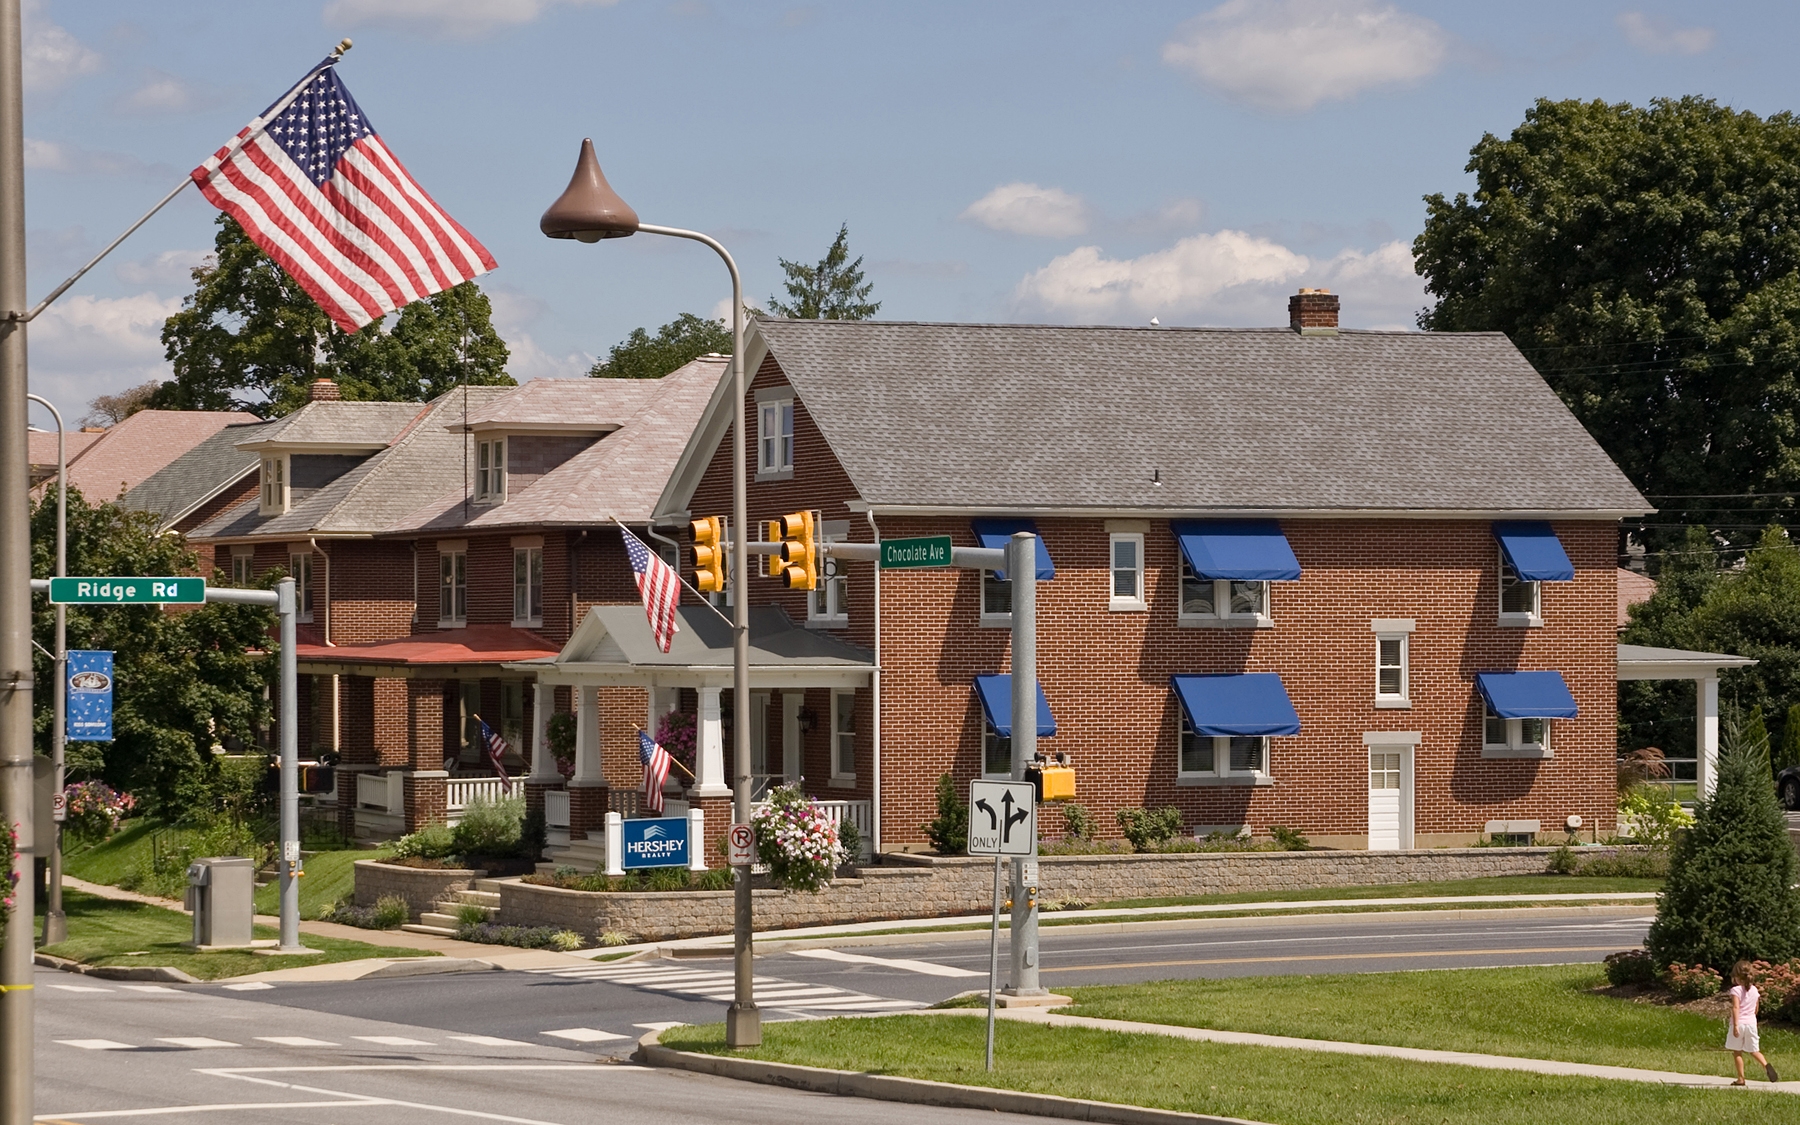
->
<box><xmin>639</xmin><ymin>730</ymin><xmax>674</xmax><ymax>815</ymax></box>
<box><xmin>622</xmin><ymin>527</ymin><xmax>681</xmax><ymax>654</ymax></box>
<box><xmin>477</xmin><ymin>718</ymin><xmax>513</xmax><ymax>795</ymax></box>
<box><xmin>191</xmin><ymin>57</ymin><xmax>495</xmax><ymax>334</ymax></box>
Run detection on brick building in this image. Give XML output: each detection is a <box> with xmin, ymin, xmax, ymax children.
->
<box><xmin>651</xmin><ymin>292</ymin><xmax>1651</xmax><ymax>852</ymax></box>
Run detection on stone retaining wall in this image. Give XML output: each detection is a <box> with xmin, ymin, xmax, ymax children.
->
<box><xmin>487</xmin><ymin>845</ymin><xmax>1620</xmax><ymax>942</ymax></box>
<box><xmin>353</xmin><ymin>860</ymin><xmax>478</xmax><ymax>921</ymax></box>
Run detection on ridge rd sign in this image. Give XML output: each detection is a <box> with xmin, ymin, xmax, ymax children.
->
<box><xmin>967</xmin><ymin>779</ymin><xmax>1035</xmax><ymax>856</ymax></box>
<box><xmin>49</xmin><ymin>576</ymin><xmax>205</xmax><ymax>604</ymax></box>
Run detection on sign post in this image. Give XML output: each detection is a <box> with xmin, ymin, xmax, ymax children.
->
<box><xmin>969</xmin><ymin>777</ymin><xmax>1035</xmax><ymax>1071</ymax></box>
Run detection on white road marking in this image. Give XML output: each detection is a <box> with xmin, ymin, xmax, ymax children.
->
<box><xmin>353</xmin><ymin>1036</ymin><xmax>434</xmax><ymax>1047</ymax></box>
<box><xmin>446</xmin><ymin>1034</ymin><xmax>530</xmax><ymax>1046</ymax></box>
<box><xmin>255</xmin><ymin>1036</ymin><xmax>338</xmax><ymax>1047</ymax></box>
<box><xmin>528</xmin><ymin>960</ymin><xmax>922</xmax><ymax>1016</ymax></box>
<box><xmin>56</xmin><ymin>1039</ymin><xmax>136</xmax><ymax>1050</ymax></box>
<box><xmin>119</xmin><ymin>984</ymin><xmax>180</xmax><ymax>993</ymax></box>
<box><xmin>220</xmin><ymin>981</ymin><xmax>274</xmax><ymax>991</ymax></box>
<box><xmin>157</xmin><ymin>1037</ymin><xmax>241</xmax><ymax>1048</ymax></box>
<box><xmin>47</xmin><ymin>984</ymin><xmax>111</xmax><ymax>992</ymax></box>
<box><xmin>542</xmin><ymin>1028</ymin><xmax>629</xmax><ymax>1043</ymax></box>
<box><xmin>634</xmin><ymin>1022</ymin><xmax>685</xmax><ymax>1031</ymax></box>
<box><xmin>790</xmin><ymin>947</ymin><xmax>985</xmax><ymax>977</ymax></box>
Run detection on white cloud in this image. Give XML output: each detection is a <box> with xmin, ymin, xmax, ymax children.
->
<box><xmin>484</xmin><ymin>287</ymin><xmax>593</xmax><ymax>379</ymax></box>
<box><xmin>23</xmin><ymin>138</ymin><xmax>160</xmax><ymax>177</ymax></box>
<box><xmin>27</xmin><ymin>292</ymin><xmax>180</xmax><ymax>414</ymax></box>
<box><xmin>1616</xmin><ymin>12</ymin><xmax>1714</xmax><ymax>56</ymax></box>
<box><xmin>1012</xmin><ymin>231</ymin><xmax>1425</xmax><ymax>328</ymax></box>
<box><xmin>22</xmin><ymin>0</ymin><xmax>101</xmax><ymax>91</ymax></box>
<box><xmin>115</xmin><ymin>70</ymin><xmax>214</xmax><ymax>114</ymax></box>
<box><xmin>323</xmin><ymin>0</ymin><xmax>620</xmax><ymax>39</ymax></box>
<box><xmin>115</xmin><ymin>248</ymin><xmax>210</xmax><ymax>286</ymax></box>
<box><xmin>1162</xmin><ymin>0</ymin><xmax>1447</xmax><ymax>112</ymax></box>
<box><xmin>962</xmin><ymin>183</ymin><xmax>1093</xmax><ymax>238</ymax></box>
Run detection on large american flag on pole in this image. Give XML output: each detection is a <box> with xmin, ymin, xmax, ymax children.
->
<box><xmin>639</xmin><ymin>730</ymin><xmax>674</xmax><ymax>815</ymax></box>
<box><xmin>191</xmin><ymin>56</ymin><xmax>496</xmax><ymax>333</ymax></box>
<box><xmin>622</xmin><ymin>527</ymin><xmax>681</xmax><ymax>654</ymax></box>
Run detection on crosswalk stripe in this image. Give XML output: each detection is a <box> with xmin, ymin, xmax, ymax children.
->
<box><xmin>221</xmin><ymin>982</ymin><xmax>275</xmax><ymax>991</ymax></box>
<box><xmin>157</xmin><ymin>1037</ymin><xmax>240</xmax><ymax>1048</ymax></box>
<box><xmin>354</xmin><ymin>1036</ymin><xmax>434</xmax><ymax>1046</ymax></box>
<box><xmin>544</xmin><ymin>1028</ymin><xmax>629</xmax><ymax>1043</ymax></box>
<box><xmin>48</xmin><ymin>984</ymin><xmax>111</xmax><ymax>993</ymax></box>
<box><xmin>447</xmin><ymin>1034</ymin><xmax>529</xmax><ymax>1047</ymax></box>
<box><xmin>256</xmin><ymin>1036</ymin><xmax>338</xmax><ymax>1047</ymax></box>
<box><xmin>57</xmin><ymin>1040</ymin><xmax>134</xmax><ymax>1050</ymax></box>
<box><xmin>524</xmin><ymin>961</ymin><xmax>923</xmax><ymax>1015</ymax></box>
<box><xmin>119</xmin><ymin>985</ymin><xmax>179</xmax><ymax>994</ymax></box>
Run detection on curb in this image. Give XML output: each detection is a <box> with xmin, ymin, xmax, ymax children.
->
<box><xmin>33</xmin><ymin>953</ymin><xmax>198</xmax><ymax>984</ymax></box>
<box><xmin>631</xmin><ymin>1029</ymin><xmax>1273</xmax><ymax>1125</ymax></box>
<box><xmin>361</xmin><ymin>957</ymin><xmax>499</xmax><ymax>980</ymax></box>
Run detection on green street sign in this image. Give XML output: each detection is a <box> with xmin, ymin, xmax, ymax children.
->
<box><xmin>49</xmin><ymin>577</ymin><xmax>206</xmax><ymax>604</ymax></box>
<box><xmin>881</xmin><ymin>535</ymin><xmax>953</xmax><ymax>569</ymax></box>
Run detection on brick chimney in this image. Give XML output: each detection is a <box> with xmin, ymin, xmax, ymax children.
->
<box><xmin>308</xmin><ymin>378</ymin><xmax>342</xmax><ymax>402</ymax></box>
<box><xmin>1288</xmin><ymin>288</ymin><xmax>1339</xmax><ymax>335</ymax></box>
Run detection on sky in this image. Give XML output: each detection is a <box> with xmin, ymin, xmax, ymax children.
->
<box><xmin>18</xmin><ymin>1</ymin><xmax>1800</xmax><ymax>418</ymax></box>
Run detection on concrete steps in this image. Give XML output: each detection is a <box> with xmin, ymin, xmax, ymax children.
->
<box><xmin>541</xmin><ymin>832</ymin><xmax>608</xmax><ymax>875</ymax></box>
<box><xmin>402</xmin><ymin>876</ymin><xmax>520</xmax><ymax>936</ymax></box>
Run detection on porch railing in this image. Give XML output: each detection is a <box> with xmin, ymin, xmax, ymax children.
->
<box><xmin>446</xmin><ymin>776</ymin><xmax>510</xmax><ymax>813</ymax></box>
<box><xmin>356</xmin><ymin>772</ymin><xmax>404</xmax><ymax>814</ymax></box>
<box><xmin>544</xmin><ymin>789</ymin><xmax>570</xmax><ymax>831</ymax></box>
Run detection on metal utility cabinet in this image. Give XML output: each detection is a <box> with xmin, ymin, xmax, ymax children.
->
<box><xmin>185</xmin><ymin>857</ymin><xmax>255</xmax><ymax>948</ymax></box>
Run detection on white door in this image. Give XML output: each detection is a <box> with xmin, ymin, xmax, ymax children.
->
<box><xmin>782</xmin><ymin>693</ymin><xmax>803</xmax><ymax>782</ymax></box>
<box><xmin>1369</xmin><ymin>750</ymin><xmax>1402</xmax><ymax>850</ymax></box>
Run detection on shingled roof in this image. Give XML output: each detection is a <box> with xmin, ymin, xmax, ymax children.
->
<box><xmin>121</xmin><ymin>420</ymin><xmax>269</xmax><ymax>530</ymax></box>
<box><xmin>683</xmin><ymin>320</ymin><xmax>1648</xmax><ymax>516</ymax></box>
<box><xmin>60</xmin><ymin>409</ymin><xmax>259</xmax><ymax>502</ymax></box>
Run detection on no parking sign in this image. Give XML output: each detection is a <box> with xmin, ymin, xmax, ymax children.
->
<box><xmin>728</xmin><ymin>823</ymin><xmax>754</xmax><ymax>867</ymax></box>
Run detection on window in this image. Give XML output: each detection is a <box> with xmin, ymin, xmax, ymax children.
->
<box><xmin>513</xmin><ymin>547</ymin><xmax>543</xmax><ymax>625</ymax></box>
<box><xmin>758</xmin><ymin>398</ymin><xmax>794</xmax><ymax>475</ymax></box>
<box><xmin>1484</xmin><ymin>709</ymin><xmax>1549</xmax><ymax>755</ymax></box>
<box><xmin>1370</xmin><ymin>751</ymin><xmax>1401</xmax><ymax>791</ymax></box>
<box><xmin>809</xmin><ymin>556</ymin><xmax>848</xmax><ymax>626</ymax></box>
<box><xmin>500</xmin><ymin>681</ymin><xmax>525</xmax><ymax>755</ymax></box>
<box><xmin>983</xmin><ymin>723</ymin><xmax>1012</xmax><ymax>777</ymax></box>
<box><xmin>1375</xmin><ymin>634</ymin><xmax>1409</xmax><ymax>706</ymax></box>
<box><xmin>475</xmin><ymin>438</ymin><xmax>506</xmax><ymax>503</ymax></box>
<box><xmin>259</xmin><ymin>456</ymin><xmax>286</xmax><ymax>514</ymax></box>
<box><xmin>289</xmin><ymin>551</ymin><xmax>313</xmax><ymax>623</ymax></box>
<box><xmin>439</xmin><ymin>549</ymin><xmax>467</xmax><ymax>626</ymax></box>
<box><xmin>1109</xmin><ymin>532</ymin><xmax>1144</xmax><ymax>610</ymax></box>
<box><xmin>980</xmin><ymin>571</ymin><xmax>1012</xmax><ymax>622</ymax></box>
<box><xmin>1177</xmin><ymin>717</ymin><xmax>1268</xmax><ymax>779</ymax></box>
<box><xmin>229</xmin><ymin>549</ymin><xmax>254</xmax><ymax>587</ymax></box>
<box><xmin>1179</xmin><ymin>559</ymin><xmax>1271</xmax><ymax>626</ymax></box>
<box><xmin>831</xmin><ymin>691</ymin><xmax>856</xmax><ymax>779</ymax></box>
<box><xmin>459</xmin><ymin>681</ymin><xmax>482</xmax><ymax>763</ymax></box>
<box><xmin>1499</xmin><ymin>552</ymin><xmax>1539</xmax><ymax>621</ymax></box>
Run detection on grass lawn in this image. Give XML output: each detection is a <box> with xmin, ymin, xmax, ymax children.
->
<box><xmin>61</xmin><ymin>818</ymin><xmax>163</xmax><ymax>887</ymax></box>
<box><xmin>1086</xmin><ymin>874</ymin><xmax>1662</xmax><ymax>910</ymax></box>
<box><xmin>661</xmin><ymin>1017</ymin><xmax>1792</xmax><ymax>1125</ymax></box>
<box><xmin>36</xmin><ymin>888</ymin><xmax>436</xmax><ymax>982</ymax></box>
<box><xmin>1058</xmin><ymin>964</ymin><xmax>1795</xmax><ymax>1078</ymax></box>
<box><xmin>252</xmin><ymin>845</ymin><xmax>396</xmax><ymax>919</ymax></box>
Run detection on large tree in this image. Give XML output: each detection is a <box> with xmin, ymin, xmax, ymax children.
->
<box><xmin>767</xmin><ymin>223</ymin><xmax>880</xmax><ymax>320</ymax></box>
<box><xmin>1415</xmin><ymin>97</ymin><xmax>1800</xmax><ymax>545</ymax></box>
<box><xmin>156</xmin><ymin>214</ymin><xmax>513</xmax><ymax>416</ymax></box>
<box><xmin>589</xmin><ymin>312</ymin><xmax>732</xmax><ymax>380</ymax></box>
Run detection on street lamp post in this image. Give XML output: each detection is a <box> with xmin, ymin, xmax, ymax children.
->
<box><xmin>25</xmin><ymin>394</ymin><xmax>65</xmax><ymax>945</ymax></box>
<box><xmin>541</xmin><ymin>140</ymin><xmax>759</xmax><ymax>1047</ymax></box>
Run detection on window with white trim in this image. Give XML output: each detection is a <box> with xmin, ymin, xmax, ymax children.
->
<box><xmin>289</xmin><ymin>551</ymin><xmax>314</xmax><ymax>623</ymax></box>
<box><xmin>809</xmin><ymin>556</ymin><xmax>848</xmax><ymax>627</ymax></box>
<box><xmin>1109</xmin><ymin>532</ymin><xmax>1144</xmax><ymax>610</ymax></box>
<box><xmin>1178</xmin><ymin>558</ymin><xmax>1270</xmax><ymax>626</ymax></box>
<box><xmin>439</xmin><ymin>549</ymin><xmax>467</xmax><ymax>626</ymax></box>
<box><xmin>475</xmin><ymin>438</ymin><xmax>506</xmax><ymax>503</ymax></box>
<box><xmin>229</xmin><ymin>549</ymin><xmax>253</xmax><ymax>587</ymax></box>
<box><xmin>983</xmin><ymin>723</ymin><xmax>1012</xmax><ymax>778</ymax></box>
<box><xmin>831</xmin><ymin>691</ymin><xmax>856</xmax><ymax>779</ymax></box>
<box><xmin>1376</xmin><ymin>634</ymin><xmax>1409</xmax><ymax>704</ymax></box>
<box><xmin>1484</xmin><ymin>710</ymin><xmax>1549</xmax><ymax>755</ymax></box>
<box><xmin>1178</xmin><ymin>717</ymin><xmax>1268</xmax><ymax>779</ymax></box>
<box><xmin>513</xmin><ymin>547</ymin><xmax>543</xmax><ymax>626</ymax></box>
<box><xmin>980</xmin><ymin>570</ymin><xmax>1012</xmax><ymax>623</ymax></box>
<box><xmin>758</xmin><ymin>399</ymin><xmax>794</xmax><ymax>475</ymax></box>
<box><xmin>1499</xmin><ymin>551</ymin><xmax>1540</xmax><ymax>622</ymax></box>
<box><xmin>259</xmin><ymin>456</ymin><xmax>287</xmax><ymax>514</ymax></box>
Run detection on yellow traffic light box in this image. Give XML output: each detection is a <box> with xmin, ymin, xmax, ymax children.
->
<box><xmin>690</xmin><ymin>516</ymin><xmax>727</xmax><ymax>593</ymax></box>
<box><xmin>777</xmin><ymin>510</ymin><xmax>819</xmax><ymax>590</ymax></box>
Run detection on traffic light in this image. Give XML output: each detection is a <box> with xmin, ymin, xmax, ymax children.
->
<box><xmin>691</xmin><ymin>515</ymin><xmax>727</xmax><ymax>593</ymax></box>
<box><xmin>777</xmin><ymin>510</ymin><xmax>819</xmax><ymax>590</ymax></box>
<box><xmin>763</xmin><ymin>520</ymin><xmax>785</xmax><ymax>579</ymax></box>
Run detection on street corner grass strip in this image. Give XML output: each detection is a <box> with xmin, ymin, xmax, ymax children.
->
<box><xmin>631</xmin><ymin>1028</ymin><xmax>1271</xmax><ymax>1125</ymax></box>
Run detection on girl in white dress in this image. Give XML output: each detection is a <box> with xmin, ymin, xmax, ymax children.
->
<box><xmin>1726</xmin><ymin>961</ymin><xmax>1779</xmax><ymax>1085</ymax></box>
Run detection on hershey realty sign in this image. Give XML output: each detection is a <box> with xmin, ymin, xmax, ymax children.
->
<box><xmin>620</xmin><ymin>816</ymin><xmax>690</xmax><ymax>870</ymax></box>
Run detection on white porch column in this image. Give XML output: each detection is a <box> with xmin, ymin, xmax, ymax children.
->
<box><xmin>1697</xmin><ymin>674</ymin><xmax>1719</xmax><ymax>798</ymax></box>
<box><xmin>573</xmin><ymin>684</ymin><xmax>604</xmax><ymax>786</ymax></box>
<box><xmin>693</xmin><ymin>683</ymin><xmax>730</xmax><ymax>797</ymax></box>
<box><xmin>527</xmin><ymin>679</ymin><xmax>559</xmax><ymax>783</ymax></box>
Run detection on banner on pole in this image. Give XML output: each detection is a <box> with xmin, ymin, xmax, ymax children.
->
<box><xmin>66</xmin><ymin>650</ymin><xmax>115</xmax><ymax>742</ymax></box>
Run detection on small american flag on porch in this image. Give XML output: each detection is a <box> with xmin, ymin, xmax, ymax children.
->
<box><xmin>622</xmin><ymin>527</ymin><xmax>681</xmax><ymax>653</ymax></box>
<box><xmin>478</xmin><ymin>718</ymin><xmax>513</xmax><ymax>795</ymax></box>
<box><xmin>639</xmin><ymin>730</ymin><xmax>674</xmax><ymax>814</ymax></box>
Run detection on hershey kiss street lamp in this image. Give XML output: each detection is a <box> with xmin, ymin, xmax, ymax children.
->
<box><xmin>541</xmin><ymin>140</ymin><xmax>759</xmax><ymax>1047</ymax></box>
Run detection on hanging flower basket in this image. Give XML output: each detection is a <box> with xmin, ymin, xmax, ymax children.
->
<box><xmin>654</xmin><ymin>709</ymin><xmax>698</xmax><ymax>774</ymax></box>
<box><xmin>1</xmin><ymin>823</ymin><xmax>16</xmax><ymax>941</ymax></box>
<box><xmin>751</xmin><ymin>784</ymin><xmax>847</xmax><ymax>893</ymax></box>
<box><xmin>63</xmin><ymin>780</ymin><xmax>135</xmax><ymax>842</ymax></box>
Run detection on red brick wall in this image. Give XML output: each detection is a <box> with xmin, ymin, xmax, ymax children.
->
<box><xmin>178</xmin><ymin>476</ymin><xmax>259</xmax><ymax>576</ymax></box>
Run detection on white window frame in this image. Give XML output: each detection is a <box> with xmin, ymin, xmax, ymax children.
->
<box><xmin>982</xmin><ymin>722</ymin><xmax>1012</xmax><ymax>780</ymax></box>
<box><xmin>259</xmin><ymin>455</ymin><xmax>287</xmax><ymax>515</ymax></box>
<box><xmin>1109</xmin><ymin>532</ymin><xmax>1145</xmax><ymax>611</ymax></box>
<box><xmin>978</xmin><ymin>570</ymin><xmax>1012</xmax><ymax>626</ymax></box>
<box><xmin>512</xmin><ymin>545</ymin><xmax>543</xmax><ymax>627</ymax></box>
<box><xmin>289</xmin><ymin>551</ymin><xmax>313</xmax><ymax>624</ymax></box>
<box><xmin>1482</xmin><ymin>709</ymin><xmax>1552</xmax><ymax>759</ymax></box>
<box><xmin>1372</xmin><ymin>619</ymin><xmax>1414</xmax><ymax>708</ymax></box>
<box><xmin>830</xmin><ymin>690</ymin><xmax>856</xmax><ymax>781</ymax></box>
<box><xmin>1177</xmin><ymin>558</ymin><xmax>1272</xmax><ymax>628</ymax></box>
<box><xmin>808</xmin><ymin>555</ymin><xmax>849</xmax><ymax>627</ymax></box>
<box><xmin>439</xmin><ymin>546</ymin><xmax>468</xmax><ymax>627</ymax></box>
<box><xmin>757</xmin><ymin>397</ymin><xmax>794</xmax><ymax>478</ymax></box>
<box><xmin>1498</xmin><ymin>550</ymin><xmax>1542</xmax><ymax>627</ymax></box>
<box><xmin>1177</xmin><ymin>716</ymin><xmax>1271</xmax><ymax>785</ymax></box>
<box><xmin>475</xmin><ymin>437</ymin><xmax>506</xmax><ymax>504</ymax></box>
<box><xmin>229</xmin><ymin>547</ymin><xmax>254</xmax><ymax>587</ymax></box>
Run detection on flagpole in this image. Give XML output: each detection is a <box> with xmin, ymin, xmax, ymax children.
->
<box><xmin>636</xmin><ymin>726</ymin><xmax>697</xmax><ymax>781</ymax></box>
<box><xmin>610</xmin><ymin>517</ymin><xmax>734</xmax><ymax>629</ymax></box>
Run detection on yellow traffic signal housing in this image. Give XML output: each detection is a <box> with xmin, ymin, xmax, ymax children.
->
<box><xmin>691</xmin><ymin>516</ymin><xmax>727</xmax><ymax>593</ymax></box>
<box><xmin>778</xmin><ymin>510</ymin><xmax>819</xmax><ymax>591</ymax></box>
<box><xmin>1036</xmin><ymin>765</ymin><xmax>1076</xmax><ymax>801</ymax></box>
<box><xmin>763</xmin><ymin>520</ymin><xmax>785</xmax><ymax>579</ymax></box>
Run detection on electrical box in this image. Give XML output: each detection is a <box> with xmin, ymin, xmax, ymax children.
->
<box><xmin>185</xmin><ymin>856</ymin><xmax>255</xmax><ymax>948</ymax></box>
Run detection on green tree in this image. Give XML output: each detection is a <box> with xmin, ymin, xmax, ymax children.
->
<box><xmin>767</xmin><ymin>223</ymin><xmax>880</xmax><ymax>320</ymax></box>
<box><xmin>156</xmin><ymin>214</ymin><xmax>512</xmax><ymax>416</ymax></box>
<box><xmin>1414</xmin><ymin>97</ymin><xmax>1800</xmax><ymax>543</ymax></box>
<box><xmin>1646</xmin><ymin>717</ymin><xmax>1800</xmax><ymax>970</ymax></box>
<box><xmin>1778</xmin><ymin>704</ymin><xmax>1800</xmax><ymax>774</ymax></box>
<box><xmin>30</xmin><ymin>488</ymin><xmax>276</xmax><ymax>816</ymax></box>
<box><xmin>590</xmin><ymin>312</ymin><xmax>731</xmax><ymax>380</ymax></box>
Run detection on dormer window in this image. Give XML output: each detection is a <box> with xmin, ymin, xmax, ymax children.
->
<box><xmin>475</xmin><ymin>438</ymin><xmax>506</xmax><ymax>503</ymax></box>
<box><xmin>259</xmin><ymin>456</ymin><xmax>287</xmax><ymax>515</ymax></box>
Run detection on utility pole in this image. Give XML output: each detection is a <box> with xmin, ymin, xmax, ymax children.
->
<box><xmin>0</xmin><ymin>0</ymin><xmax>35</xmax><ymax>1119</ymax></box>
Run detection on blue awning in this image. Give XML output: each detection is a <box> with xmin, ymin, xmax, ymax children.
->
<box><xmin>1171</xmin><ymin>520</ymin><xmax>1301</xmax><ymax>581</ymax></box>
<box><xmin>1475</xmin><ymin>671</ymin><xmax>1579</xmax><ymax>719</ymax></box>
<box><xmin>971</xmin><ymin>519</ymin><xmax>1055</xmax><ymax>582</ymax></box>
<box><xmin>1170</xmin><ymin>673</ymin><xmax>1301</xmax><ymax>737</ymax></box>
<box><xmin>1491</xmin><ymin>521</ymin><xmax>1573</xmax><ymax>582</ymax></box>
<box><xmin>973</xmin><ymin>674</ymin><xmax>1056</xmax><ymax>738</ymax></box>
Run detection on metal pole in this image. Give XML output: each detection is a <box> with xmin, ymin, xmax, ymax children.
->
<box><xmin>0</xmin><ymin>0</ymin><xmax>34</xmax><ymax>1117</ymax></box>
<box><xmin>275</xmin><ymin>577</ymin><xmax>302</xmax><ymax>952</ymax></box>
<box><xmin>1007</xmin><ymin>532</ymin><xmax>1041</xmax><ymax>996</ymax></box>
<box><xmin>986</xmin><ymin>853</ymin><xmax>1001</xmax><ymax>1071</ymax></box>
<box><xmin>25</xmin><ymin>396</ymin><xmax>64</xmax><ymax>944</ymax></box>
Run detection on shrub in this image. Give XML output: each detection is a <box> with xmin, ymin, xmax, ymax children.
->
<box><xmin>1547</xmin><ymin>845</ymin><xmax>1578</xmax><ymax>874</ymax></box>
<box><xmin>1663</xmin><ymin>962</ymin><xmax>1724</xmax><ymax>1001</ymax></box>
<box><xmin>1268</xmin><ymin>825</ymin><xmax>1309</xmax><ymax>851</ymax></box>
<box><xmin>1603</xmin><ymin>949</ymin><xmax>1656</xmax><ymax>986</ymax></box>
<box><xmin>391</xmin><ymin>822</ymin><xmax>457</xmax><ymax>860</ymax></box>
<box><xmin>120</xmin><ymin>818</ymin><xmax>268</xmax><ymax>899</ymax></box>
<box><xmin>598</xmin><ymin>930</ymin><xmax>633</xmax><ymax>946</ymax></box>
<box><xmin>1646</xmin><ymin>719</ymin><xmax>1800</xmax><ymax>971</ymax></box>
<box><xmin>923</xmin><ymin>774</ymin><xmax>968</xmax><ymax>855</ymax></box>
<box><xmin>1742</xmin><ymin>959</ymin><xmax>1800</xmax><ymax>1019</ymax></box>
<box><xmin>1116</xmin><ymin>807</ymin><xmax>1183</xmax><ymax>852</ymax></box>
<box><xmin>321</xmin><ymin>895</ymin><xmax>409</xmax><ymax>929</ymax></box>
<box><xmin>836</xmin><ymin>818</ymin><xmax>863</xmax><ymax>863</ymax></box>
<box><xmin>451</xmin><ymin>793</ymin><xmax>524</xmax><ymax>856</ymax></box>
<box><xmin>1618</xmin><ymin>784</ymin><xmax>1694</xmax><ymax>848</ymax></box>
<box><xmin>545</xmin><ymin>713</ymin><xmax>577</xmax><ymax>778</ymax></box>
<box><xmin>455</xmin><ymin>903</ymin><xmax>489</xmax><ymax>926</ymax></box>
<box><xmin>1574</xmin><ymin>850</ymin><xmax>1669</xmax><ymax>878</ymax></box>
<box><xmin>524</xmin><ymin>867</ymin><xmax>732</xmax><ymax>892</ymax></box>
<box><xmin>457</xmin><ymin>922</ymin><xmax>584</xmax><ymax>950</ymax></box>
<box><xmin>752</xmin><ymin>784</ymin><xmax>847</xmax><ymax>892</ymax></box>
<box><xmin>1060</xmin><ymin>802</ymin><xmax>1095</xmax><ymax>840</ymax></box>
